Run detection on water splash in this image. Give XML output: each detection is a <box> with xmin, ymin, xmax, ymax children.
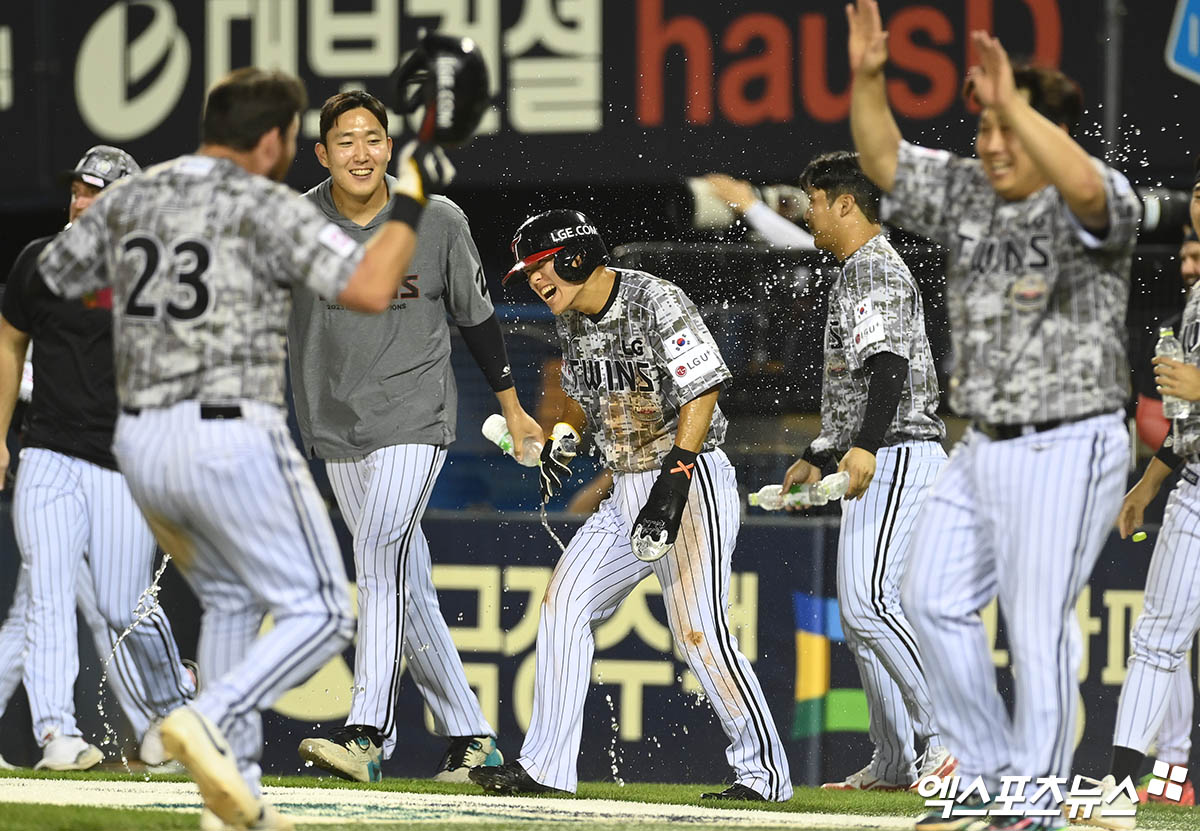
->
<box><xmin>603</xmin><ymin>693</ymin><xmax>625</xmax><ymax>786</ymax></box>
<box><xmin>96</xmin><ymin>553</ymin><xmax>174</xmax><ymax>778</ymax></box>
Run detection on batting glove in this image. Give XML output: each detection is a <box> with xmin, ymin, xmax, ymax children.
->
<box><xmin>538</xmin><ymin>431</ymin><xmax>576</xmax><ymax>504</ymax></box>
<box><xmin>389</xmin><ymin>140</ymin><xmax>456</xmax><ymax>226</ymax></box>
<box><xmin>631</xmin><ymin>446</ymin><xmax>696</xmax><ymax>562</ymax></box>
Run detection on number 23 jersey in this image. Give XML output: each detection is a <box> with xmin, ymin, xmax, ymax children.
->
<box><xmin>557</xmin><ymin>268</ymin><xmax>731</xmax><ymax>473</ymax></box>
<box><xmin>38</xmin><ymin>155</ymin><xmax>362</xmax><ymax>410</ymax></box>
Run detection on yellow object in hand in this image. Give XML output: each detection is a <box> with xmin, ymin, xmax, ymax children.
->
<box><xmin>1132</xmin><ymin>531</ymin><xmax>1147</xmax><ymax>543</ymax></box>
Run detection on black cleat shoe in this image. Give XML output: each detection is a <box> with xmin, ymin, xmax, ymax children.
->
<box><xmin>700</xmin><ymin>783</ymin><xmax>767</xmax><ymax>801</ymax></box>
<box><xmin>468</xmin><ymin>760</ymin><xmax>567</xmax><ymax>796</ymax></box>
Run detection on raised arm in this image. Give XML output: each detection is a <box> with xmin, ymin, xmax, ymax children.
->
<box><xmin>967</xmin><ymin>31</ymin><xmax>1107</xmax><ymax>230</ymax></box>
<box><xmin>847</xmin><ymin>0</ymin><xmax>902</xmax><ymax>191</ymax></box>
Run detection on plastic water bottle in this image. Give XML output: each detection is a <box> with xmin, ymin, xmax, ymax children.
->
<box><xmin>482</xmin><ymin>415</ymin><xmax>580</xmax><ymax>467</ymax></box>
<box><xmin>482</xmin><ymin>413</ymin><xmax>541</xmax><ymax>467</ymax></box>
<box><xmin>749</xmin><ymin>471</ymin><xmax>852</xmax><ymax>510</ymax></box>
<box><xmin>1157</xmin><ymin>327</ymin><xmax>1192</xmax><ymax>419</ymax></box>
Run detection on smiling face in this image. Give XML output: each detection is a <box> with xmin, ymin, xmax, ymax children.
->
<box><xmin>526</xmin><ymin>256</ymin><xmax>583</xmax><ymax>315</ymax></box>
<box><xmin>316</xmin><ymin>107</ymin><xmax>392</xmax><ymax>202</ymax></box>
<box><xmin>975</xmin><ymin>101</ymin><xmax>1049</xmax><ymax>202</ymax></box>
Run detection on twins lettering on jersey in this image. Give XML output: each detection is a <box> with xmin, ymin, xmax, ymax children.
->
<box><xmin>956</xmin><ymin>230</ymin><xmax>1054</xmax><ymax>276</ymax></box>
<box><xmin>566</xmin><ymin>358</ymin><xmax>657</xmax><ymax>392</ymax></box>
<box><xmin>1183</xmin><ymin>320</ymin><xmax>1200</xmax><ymax>354</ymax></box>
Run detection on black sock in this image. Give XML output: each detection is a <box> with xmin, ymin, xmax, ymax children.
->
<box><xmin>1110</xmin><ymin>745</ymin><xmax>1144</xmax><ymax>784</ymax></box>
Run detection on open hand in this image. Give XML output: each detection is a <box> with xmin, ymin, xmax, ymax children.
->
<box><xmin>702</xmin><ymin>174</ymin><xmax>757</xmax><ymax>214</ymax></box>
<box><xmin>965</xmin><ymin>31</ymin><xmax>1017</xmax><ymax>114</ymax></box>
<box><xmin>846</xmin><ymin>0</ymin><xmax>888</xmax><ymax>77</ymax></box>
<box><xmin>1115</xmin><ymin>482</ymin><xmax>1155</xmax><ymax>540</ymax></box>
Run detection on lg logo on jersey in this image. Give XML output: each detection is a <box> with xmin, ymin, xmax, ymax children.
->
<box><xmin>76</xmin><ymin>1</ymin><xmax>190</xmax><ymax>140</ymax></box>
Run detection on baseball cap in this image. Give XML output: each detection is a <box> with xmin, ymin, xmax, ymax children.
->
<box><xmin>60</xmin><ymin>145</ymin><xmax>141</xmax><ymax>189</ymax></box>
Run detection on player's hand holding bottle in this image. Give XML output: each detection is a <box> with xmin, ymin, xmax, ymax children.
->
<box><xmin>631</xmin><ymin>446</ymin><xmax>696</xmax><ymax>562</ymax></box>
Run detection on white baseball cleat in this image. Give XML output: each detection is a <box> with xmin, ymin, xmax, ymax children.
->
<box><xmin>200</xmin><ymin>804</ymin><xmax>294</xmax><ymax>831</ymax></box>
<box><xmin>160</xmin><ymin>706</ymin><xmax>260</xmax><ymax>829</ymax></box>
<box><xmin>34</xmin><ymin>733</ymin><xmax>103</xmax><ymax>771</ymax></box>
<box><xmin>912</xmin><ymin>745</ymin><xmax>958</xmax><ymax>791</ymax></box>
<box><xmin>821</xmin><ymin>762</ymin><xmax>907</xmax><ymax>791</ymax></box>
<box><xmin>0</xmin><ymin>752</ymin><xmax>17</xmax><ymax>770</ymax></box>
<box><xmin>140</xmin><ymin>720</ymin><xmax>168</xmax><ymax>766</ymax></box>
<box><xmin>297</xmin><ymin>726</ymin><xmax>382</xmax><ymax>783</ymax></box>
<box><xmin>1064</xmin><ymin>775</ymin><xmax>1137</xmax><ymax>830</ymax></box>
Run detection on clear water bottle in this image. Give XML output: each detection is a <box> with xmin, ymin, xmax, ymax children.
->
<box><xmin>749</xmin><ymin>471</ymin><xmax>852</xmax><ymax>510</ymax></box>
<box><xmin>1157</xmin><ymin>327</ymin><xmax>1192</xmax><ymax>419</ymax></box>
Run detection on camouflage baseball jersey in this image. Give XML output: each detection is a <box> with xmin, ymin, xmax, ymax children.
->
<box><xmin>557</xmin><ymin>268</ymin><xmax>731</xmax><ymax>473</ymax></box>
<box><xmin>38</xmin><ymin>155</ymin><xmax>362</xmax><ymax>409</ymax></box>
<box><xmin>1169</xmin><ymin>284</ymin><xmax>1200</xmax><ymax>458</ymax></box>
<box><xmin>809</xmin><ymin>233</ymin><xmax>944</xmax><ymax>457</ymax></box>
<box><xmin>882</xmin><ymin>141</ymin><xmax>1141</xmax><ymax>424</ymax></box>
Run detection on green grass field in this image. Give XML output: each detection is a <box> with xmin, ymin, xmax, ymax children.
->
<box><xmin>0</xmin><ymin>769</ymin><xmax>1196</xmax><ymax>830</ymax></box>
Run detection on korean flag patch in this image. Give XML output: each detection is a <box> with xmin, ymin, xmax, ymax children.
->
<box><xmin>851</xmin><ymin>296</ymin><xmax>885</xmax><ymax>355</ymax></box>
<box><xmin>663</xmin><ymin>328</ymin><xmax>696</xmax><ymax>359</ymax></box>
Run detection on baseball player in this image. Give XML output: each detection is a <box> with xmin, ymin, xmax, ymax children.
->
<box><xmin>1095</xmin><ymin>174</ymin><xmax>1200</xmax><ymax>829</ymax></box>
<box><xmin>36</xmin><ymin>52</ymin><xmax>479</xmax><ymax>829</ymax></box>
<box><xmin>779</xmin><ymin>151</ymin><xmax>953</xmax><ymax>791</ymax></box>
<box><xmin>0</xmin><ymin>146</ymin><xmax>196</xmax><ymax>771</ymax></box>
<box><xmin>847</xmin><ymin>4</ymin><xmax>1141</xmax><ymax>830</ymax></box>
<box><xmin>469</xmin><ymin>209</ymin><xmax>793</xmax><ymax>802</ymax></box>
<box><xmin>292</xmin><ymin>90</ymin><xmax>535</xmax><ymax>782</ymax></box>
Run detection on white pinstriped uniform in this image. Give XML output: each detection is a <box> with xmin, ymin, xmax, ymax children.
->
<box><xmin>883</xmin><ymin>140</ymin><xmax>1140</xmax><ymax>807</ymax></box>
<box><xmin>14</xmin><ymin>447</ymin><xmax>195</xmax><ymax>743</ymax></box>
<box><xmin>37</xmin><ymin>154</ymin><xmax>364</xmax><ymax>792</ymax></box>
<box><xmin>519</xmin><ymin>449</ymin><xmax>791</xmax><ymax>798</ymax></box>
<box><xmin>113</xmin><ymin>401</ymin><xmax>355</xmax><ymax>791</ymax></box>
<box><xmin>325</xmin><ymin>444</ymin><xmax>490</xmax><ymax>755</ymax></box>
<box><xmin>0</xmin><ymin>561</ymin><xmax>169</xmax><ymax>741</ymax></box>
<box><xmin>1112</xmin><ymin>285</ymin><xmax>1200</xmax><ymax>761</ymax></box>
<box><xmin>288</xmin><ymin>189</ymin><xmax>498</xmax><ymax>758</ymax></box>
<box><xmin>837</xmin><ymin>442</ymin><xmax>946</xmax><ymax>783</ymax></box>
<box><xmin>520</xmin><ymin>270</ymin><xmax>791</xmax><ymax>799</ymax></box>
<box><xmin>810</xmin><ymin>235</ymin><xmax>946</xmax><ymax>784</ymax></box>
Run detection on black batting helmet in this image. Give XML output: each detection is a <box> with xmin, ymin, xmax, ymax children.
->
<box><xmin>394</xmin><ymin>32</ymin><xmax>490</xmax><ymax>147</ymax></box>
<box><xmin>503</xmin><ymin>209</ymin><xmax>610</xmax><ymax>286</ymax></box>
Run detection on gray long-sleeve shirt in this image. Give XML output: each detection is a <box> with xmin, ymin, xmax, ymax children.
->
<box><xmin>288</xmin><ymin>178</ymin><xmax>494</xmax><ymax>458</ymax></box>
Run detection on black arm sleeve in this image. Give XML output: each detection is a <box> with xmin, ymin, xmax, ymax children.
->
<box><xmin>852</xmin><ymin>351</ymin><xmax>909</xmax><ymax>454</ymax></box>
<box><xmin>458</xmin><ymin>313</ymin><xmax>515</xmax><ymax>393</ymax></box>
<box><xmin>1155</xmin><ymin>436</ymin><xmax>1184</xmax><ymax>471</ymax></box>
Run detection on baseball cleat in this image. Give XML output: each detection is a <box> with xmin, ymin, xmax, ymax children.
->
<box><xmin>200</xmin><ymin>803</ymin><xmax>294</xmax><ymax>831</ymax></box>
<box><xmin>34</xmin><ymin>733</ymin><xmax>103</xmax><ymax>771</ymax></box>
<box><xmin>469</xmin><ymin>760</ymin><xmax>567</xmax><ymax>795</ymax></box>
<box><xmin>913</xmin><ymin>746</ymin><xmax>958</xmax><ymax>791</ymax></box>
<box><xmin>0</xmin><ymin>753</ymin><xmax>16</xmax><ymax>770</ymax></box>
<box><xmin>822</xmin><ymin>762</ymin><xmax>907</xmax><ymax>791</ymax></box>
<box><xmin>1064</xmin><ymin>775</ymin><xmax>1136</xmax><ymax>830</ymax></box>
<box><xmin>298</xmin><ymin>724</ymin><xmax>382</xmax><ymax>783</ymax></box>
<box><xmin>160</xmin><ymin>706</ymin><xmax>261</xmax><ymax>830</ymax></box>
<box><xmin>699</xmin><ymin>783</ymin><xmax>767</xmax><ymax>801</ymax></box>
<box><xmin>433</xmin><ymin>736</ymin><xmax>503</xmax><ymax>783</ymax></box>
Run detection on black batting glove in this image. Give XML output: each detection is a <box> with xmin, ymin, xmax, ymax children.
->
<box><xmin>389</xmin><ymin>140</ymin><xmax>456</xmax><ymax>227</ymax></box>
<box><xmin>631</xmin><ymin>446</ymin><xmax>697</xmax><ymax>562</ymax></box>
<box><xmin>538</xmin><ymin>435</ymin><xmax>574</xmax><ymax>504</ymax></box>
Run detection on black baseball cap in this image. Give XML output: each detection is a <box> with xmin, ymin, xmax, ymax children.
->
<box><xmin>60</xmin><ymin>145</ymin><xmax>140</xmax><ymax>189</ymax></box>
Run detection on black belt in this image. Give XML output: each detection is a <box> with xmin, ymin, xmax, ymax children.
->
<box><xmin>121</xmin><ymin>404</ymin><xmax>242</xmax><ymax>420</ymax></box>
<box><xmin>974</xmin><ymin>411</ymin><xmax>1104</xmax><ymax>442</ymax></box>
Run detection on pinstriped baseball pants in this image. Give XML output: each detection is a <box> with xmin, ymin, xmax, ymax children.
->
<box><xmin>0</xmin><ymin>561</ymin><xmax>169</xmax><ymax>740</ymax></box>
<box><xmin>901</xmin><ymin>413</ymin><xmax>1127</xmax><ymax>810</ymax></box>
<box><xmin>327</xmin><ymin>444</ymin><xmax>492</xmax><ymax>760</ymax></box>
<box><xmin>518</xmin><ymin>449</ymin><xmax>793</xmax><ymax>800</ymax></box>
<box><xmin>1113</xmin><ymin>464</ymin><xmax>1200</xmax><ymax>758</ymax></box>
<box><xmin>14</xmin><ymin>447</ymin><xmax>195</xmax><ymax>744</ymax></box>
<box><xmin>837</xmin><ymin>440</ymin><xmax>946</xmax><ymax>783</ymax></box>
<box><xmin>113</xmin><ymin>401</ymin><xmax>354</xmax><ymax>792</ymax></box>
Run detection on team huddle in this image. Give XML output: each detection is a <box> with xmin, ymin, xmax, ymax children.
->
<box><xmin>0</xmin><ymin>1</ymin><xmax>1196</xmax><ymax>830</ymax></box>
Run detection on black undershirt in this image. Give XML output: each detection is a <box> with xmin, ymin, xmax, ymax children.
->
<box><xmin>2</xmin><ymin>235</ymin><xmax>120</xmax><ymax>471</ymax></box>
